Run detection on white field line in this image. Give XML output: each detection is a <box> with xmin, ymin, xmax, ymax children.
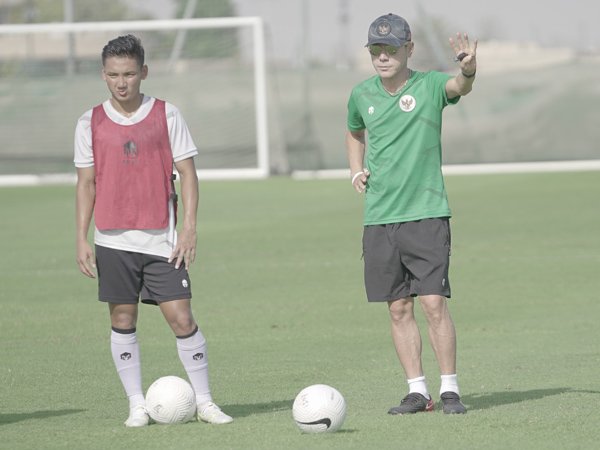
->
<box><xmin>0</xmin><ymin>169</ymin><xmax>268</xmax><ymax>187</ymax></box>
<box><xmin>292</xmin><ymin>160</ymin><xmax>600</xmax><ymax>180</ymax></box>
<box><xmin>1</xmin><ymin>160</ymin><xmax>599</xmax><ymax>187</ymax></box>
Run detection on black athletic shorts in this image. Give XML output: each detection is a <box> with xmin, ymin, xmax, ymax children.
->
<box><xmin>362</xmin><ymin>218</ymin><xmax>451</xmax><ymax>302</ymax></box>
<box><xmin>95</xmin><ymin>245</ymin><xmax>192</xmax><ymax>305</ymax></box>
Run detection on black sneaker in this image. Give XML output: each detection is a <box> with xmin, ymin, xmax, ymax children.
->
<box><xmin>440</xmin><ymin>391</ymin><xmax>467</xmax><ymax>414</ymax></box>
<box><xmin>388</xmin><ymin>393</ymin><xmax>435</xmax><ymax>415</ymax></box>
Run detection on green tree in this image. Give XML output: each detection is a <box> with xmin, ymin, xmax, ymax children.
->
<box><xmin>173</xmin><ymin>0</ymin><xmax>239</xmax><ymax>58</ymax></box>
<box><xmin>175</xmin><ymin>0</ymin><xmax>235</xmax><ymax>18</ymax></box>
<box><xmin>6</xmin><ymin>0</ymin><xmax>131</xmax><ymax>23</ymax></box>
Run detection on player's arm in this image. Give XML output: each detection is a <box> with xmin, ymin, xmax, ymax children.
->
<box><xmin>170</xmin><ymin>157</ymin><xmax>199</xmax><ymax>270</ymax></box>
<box><xmin>346</xmin><ymin>129</ymin><xmax>369</xmax><ymax>193</ymax></box>
<box><xmin>75</xmin><ymin>166</ymin><xmax>96</xmax><ymax>278</ymax></box>
<box><xmin>446</xmin><ymin>32</ymin><xmax>478</xmax><ymax>99</ymax></box>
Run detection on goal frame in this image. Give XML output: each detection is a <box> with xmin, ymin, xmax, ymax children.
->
<box><xmin>0</xmin><ymin>17</ymin><xmax>269</xmax><ymax>182</ymax></box>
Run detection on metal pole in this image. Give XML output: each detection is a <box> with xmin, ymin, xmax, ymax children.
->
<box><xmin>301</xmin><ymin>0</ymin><xmax>310</xmax><ymax>137</ymax></box>
<box><xmin>168</xmin><ymin>0</ymin><xmax>198</xmax><ymax>69</ymax></box>
<box><xmin>337</xmin><ymin>0</ymin><xmax>350</xmax><ymax>70</ymax></box>
<box><xmin>64</xmin><ymin>0</ymin><xmax>75</xmax><ymax>76</ymax></box>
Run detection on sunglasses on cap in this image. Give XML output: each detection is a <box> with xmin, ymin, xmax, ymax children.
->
<box><xmin>367</xmin><ymin>44</ymin><xmax>406</xmax><ymax>56</ymax></box>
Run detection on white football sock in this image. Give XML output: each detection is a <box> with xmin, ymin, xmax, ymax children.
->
<box><xmin>176</xmin><ymin>327</ymin><xmax>212</xmax><ymax>405</ymax></box>
<box><xmin>407</xmin><ymin>376</ymin><xmax>430</xmax><ymax>399</ymax></box>
<box><xmin>110</xmin><ymin>328</ymin><xmax>144</xmax><ymax>408</ymax></box>
<box><xmin>440</xmin><ymin>374</ymin><xmax>460</xmax><ymax>396</ymax></box>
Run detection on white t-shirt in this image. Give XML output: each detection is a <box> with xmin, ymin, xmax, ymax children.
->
<box><xmin>74</xmin><ymin>95</ymin><xmax>198</xmax><ymax>258</ymax></box>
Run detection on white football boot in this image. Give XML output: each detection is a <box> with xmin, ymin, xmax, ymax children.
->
<box><xmin>197</xmin><ymin>402</ymin><xmax>233</xmax><ymax>424</ymax></box>
<box><xmin>124</xmin><ymin>405</ymin><xmax>150</xmax><ymax>427</ymax></box>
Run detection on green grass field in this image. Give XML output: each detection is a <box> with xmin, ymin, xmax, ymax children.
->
<box><xmin>1</xmin><ymin>172</ymin><xmax>599</xmax><ymax>449</ymax></box>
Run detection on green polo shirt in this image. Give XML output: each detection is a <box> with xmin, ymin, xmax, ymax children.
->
<box><xmin>347</xmin><ymin>70</ymin><xmax>459</xmax><ymax>225</ymax></box>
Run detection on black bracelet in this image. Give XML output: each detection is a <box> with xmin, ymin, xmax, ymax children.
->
<box><xmin>454</xmin><ymin>52</ymin><xmax>468</xmax><ymax>62</ymax></box>
<box><xmin>461</xmin><ymin>70</ymin><xmax>476</xmax><ymax>78</ymax></box>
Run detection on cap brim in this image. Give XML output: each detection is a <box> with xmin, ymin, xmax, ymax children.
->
<box><xmin>365</xmin><ymin>37</ymin><xmax>407</xmax><ymax>47</ymax></box>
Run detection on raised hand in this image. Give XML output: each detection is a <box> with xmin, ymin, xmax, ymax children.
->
<box><xmin>449</xmin><ymin>33</ymin><xmax>477</xmax><ymax>76</ymax></box>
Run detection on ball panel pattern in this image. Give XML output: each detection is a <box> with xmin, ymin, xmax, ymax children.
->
<box><xmin>145</xmin><ymin>376</ymin><xmax>197</xmax><ymax>424</ymax></box>
<box><xmin>292</xmin><ymin>384</ymin><xmax>346</xmax><ymax>433</ymax></box>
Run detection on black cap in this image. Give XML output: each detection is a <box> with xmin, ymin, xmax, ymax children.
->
<box><xmin>366</xmin><ymin>13</ymin><xmax>412</xmax><ymax>47</ymax></box>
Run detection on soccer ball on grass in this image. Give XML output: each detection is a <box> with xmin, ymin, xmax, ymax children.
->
<box><xmin>145</xmin><ymin>376</ymin><xmax>196</xmax><ymax>424</ymax></box>
<box><xmin>292</xmin><ymin>384</ymin><xmax>347</xmax><ymax>433</ymax></box>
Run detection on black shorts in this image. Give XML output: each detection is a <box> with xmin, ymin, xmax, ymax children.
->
<box><xmin>362</xmin><ymin>218</ymin><xmax>451</xmax><ymax>302</ymax></box>
<box><xmin>95</xmin><ymin>245</ymin><xmax>192</xmax><ymax>305</ymax></box>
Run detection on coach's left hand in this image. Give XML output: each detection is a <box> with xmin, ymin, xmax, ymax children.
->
<box><xmin>449</xmin><ymin>32</ymin><xmax>477</xmax><ymax>75</ymax></box>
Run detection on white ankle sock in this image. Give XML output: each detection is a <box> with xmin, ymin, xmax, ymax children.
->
<box><xmin>440</xmin><ymin>374</ymin><xmax>460</xmax><ymax>396</ymax></box>
<box><xmin>110</xmin><ymin>329</ymin><xmax>144</xmax><ymax>408</ymax></box>
<box><xmin>176</xmin><ymin>328</ymin><xmax>212</xmax><ymax>405</ymax></box>
<box><xmin>407</xmin><ymin>376</ymin><xmax>430</xmax><ymax>399</ymax></box>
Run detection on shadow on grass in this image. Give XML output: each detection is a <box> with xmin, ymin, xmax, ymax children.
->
<box><xmin>462</xmin><ymin>387</ymin><xmax>600</xmax><ymax>411</ymax></box>
<box><xmin>0</xmin><ymin>409</ymin><xmax>86</xmax><ymax>426</ymax></box>
<box><xmin>222</xmin><ymin>399</ymin><xmax>360</xmax><ymax>433</ymax></box>
<box><xmin>222</xmin><ymin>399</ymin><xmax>294</xmax><ymax>418</ymax></box>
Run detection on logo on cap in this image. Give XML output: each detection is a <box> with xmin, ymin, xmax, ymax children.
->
<box><xmin>367</xmin><ymin>14</ymin><xmax>411</xmax><ymax>47</ymax></box>
<box><xmin>377</xmin><ymin>21</ymin><xmax>391</xmax><ymax>36</ymax></box>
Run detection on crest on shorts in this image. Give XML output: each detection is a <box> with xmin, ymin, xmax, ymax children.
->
<box><xmin>399</xmin><ymin>94</ymin><xmax>416</xmax><ymax>112</ymax></box>
<box><xmin>377</xmin><ymin>21</ymin><xmax>391</xmax><ymax>36</ymax></box>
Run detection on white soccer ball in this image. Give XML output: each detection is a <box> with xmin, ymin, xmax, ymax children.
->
<box><xmin>145</xmin><ymin>376</ymin><xmax>197</xmax><ymax>425</ymax></box>
<box><xmin>292</xmin><ymin>384</ymin><xmax>347</xmax><ymax>433</ymax></box>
